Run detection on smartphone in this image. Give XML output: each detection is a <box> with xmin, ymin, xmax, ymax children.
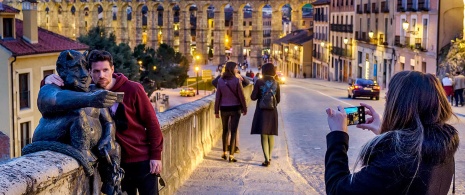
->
<box><xmin>115</xmin><ymin>92</ymin><xmax>125</xmax><ymax>103</ymax></box>
<box><xmin>344</xmin><ymin>106</ymin><xmax>366</xmax><ymax>126</ymax></box>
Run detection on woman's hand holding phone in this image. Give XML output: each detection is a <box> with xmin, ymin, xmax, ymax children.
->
<box><xmin>356</xmin><ymin>103</ymin><xmax>382</xmax><ymax>135</ymax></box>
<box><xmin>326</xmin><ymin>106</ymin><xmax>348</xmax><ymax>133</ymax></box>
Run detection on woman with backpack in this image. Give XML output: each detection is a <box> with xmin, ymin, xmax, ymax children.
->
<box><xmin>250</xmin><ymin>63</ymin><xmax>280</xmax><ymax>167</ymax></box>
<box><xmin>214</xmin><ymin>62</ymin><xmax>248</xmax><ymax>163</ymax></box>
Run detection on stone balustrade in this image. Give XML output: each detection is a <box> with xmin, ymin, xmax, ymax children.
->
<box><xmin>0</xmin><ymin>85</ymin><xmax>253</xmax><ymax>195</ymax></box>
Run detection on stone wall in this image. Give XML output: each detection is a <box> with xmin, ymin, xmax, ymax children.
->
<box><xmin>0</xmin><ymin>85</ymin><xmax>252</xmax><ymax>195</ymax></box>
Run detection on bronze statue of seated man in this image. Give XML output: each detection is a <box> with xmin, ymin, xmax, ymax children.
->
<box><xmin>22</xmin><ymin>50</ymin><xmax>123</xmax><ymax>194</ymax></box>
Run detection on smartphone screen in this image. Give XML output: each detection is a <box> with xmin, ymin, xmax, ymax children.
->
<box><xmin>344</xmin><ymin>106</ymin><xmax>366</xmax><ymax>126</ymax></box>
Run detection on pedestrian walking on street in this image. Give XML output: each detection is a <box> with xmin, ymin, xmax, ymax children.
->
<box><xmin>442</xmin><ymin>73</ymin><xmax>454</xmax><ymax>104</ymax></box>
<box><xmin>250</xmin><ymin>63</ymin><xmax>280</xmax><ymax>167</ymax></box>
<box><xmin>453</xmin><ymin>71</ymin><xmax>465</xmax><ymax>106</ymax></box>
<box><xmin>214</xmin><ymin>62</ymin><xmax>248</xmax><ymax>163</ymax></box>
<box><xmin>325</xmin><ymin>70</ymin><xmax>459</xmax><ymax>195</ymax></box>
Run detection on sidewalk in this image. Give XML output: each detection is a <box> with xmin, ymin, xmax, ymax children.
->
<box><xmin>175</xmin><ymin>100</ymin><xmax>319</xmax><ymax>195</ymax></box>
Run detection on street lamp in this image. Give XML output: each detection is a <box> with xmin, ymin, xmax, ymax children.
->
<box><xmin>402</xmin><ymin>21</ymin><xmax>418</xmax><ymax>35</ymax></box>
<box><xmin>368</xmin><ymin>31</ymin><xmax>374</xmax><ymax>39</ymax></box>
<box><xmin>195</xmin><ymin>66</ymin><xmax>199</xmax><ymax>95</ymax></box>
<box><xmin>153</xmin><ymin>66</ymin><xmax>157</xmax><ymax>71</ymax></box>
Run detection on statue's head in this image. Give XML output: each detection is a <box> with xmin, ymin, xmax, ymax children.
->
<box><xmin>56</xmin><ymin>50</ymin><xmax>91</xmax><ymax>92</ymax></box>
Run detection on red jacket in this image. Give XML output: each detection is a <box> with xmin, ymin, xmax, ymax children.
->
<box><xmin>111</xmin><ymin>73</ymin><xmax>163</xmax><ymax>163</ymax></box>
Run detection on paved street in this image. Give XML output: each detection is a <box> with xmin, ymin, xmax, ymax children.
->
<box><xmin>174</xmin><ymin>73</ymin><xmax>465</xmax><ymax>194</ymax></box>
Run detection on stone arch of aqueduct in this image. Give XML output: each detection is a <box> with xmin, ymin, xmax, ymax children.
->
<box><xmin>8</xmin><ymin>0</ymin><xmax>313</xmax><ymax>66</ymax></box>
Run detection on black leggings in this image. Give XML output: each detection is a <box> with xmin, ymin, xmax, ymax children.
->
<box><xmin>221</xmin><ymin>110</ymin><xmax>241</xmax><ymax>154</ymax></box>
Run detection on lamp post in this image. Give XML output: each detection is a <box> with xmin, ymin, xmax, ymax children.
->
<box><xmin>195</xmin><ymin>66</ymin><xmax>199</xmax><ymax>95</ymax></box>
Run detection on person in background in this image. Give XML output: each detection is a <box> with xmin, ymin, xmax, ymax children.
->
<box><xmin>214</xmin><ymin>62</ymin><xmax>247</xmax><ymax>163</ymax></box>
<box><xmin>442</xmin><ymin>73</ymin><xmax>454</xmax><ymax>104</ymax></box>
<box><xmin>453</xmin><ymin>71</ymin><xmax>465</xmax><ymax>107</ymax></box>
<box><xmin>325</xmin><ymin>71</ymin><xmax>459</xmax><ymax>194</ymax></box>
<box><xmin>250</xmin><ymin>63</ymin><xmax>280</xmax><ymax>167</ymax></box>
<box><xmin>45</xmin><ymin>50</ymin><xmax>163</xmax><ymax>195</ymax></box>
<box><xmin>250</xmin><ymin>70</ymin><xmax>255</xmax><ymax>78</ymax></box>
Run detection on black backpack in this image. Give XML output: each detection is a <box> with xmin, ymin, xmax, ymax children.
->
<box><xmin>259</xmin><ymin>80</ymin><xmax>277</xmax><ymax>110</ymax></box>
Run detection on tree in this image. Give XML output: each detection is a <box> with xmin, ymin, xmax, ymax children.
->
<box><xmin>134</xmin><ymin>43</ymin><xmax>190</xmax><ymax>97</ymax></box>
<box><xmin>78</xmin><ymin>26</ymin><xmax>139</xmax><ymax>81</ymax></box>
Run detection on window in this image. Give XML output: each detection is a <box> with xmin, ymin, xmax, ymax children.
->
<box><xmin>20</xmin><ymin>121</ymin><xmax>31</xmax><ymax>149</ymax></box>
<box><xmin>302</xmin><ymin>21</ymin><xmax>305</xmax><ymax>26</ymax></box>
<box><xmin>249</xmin><ymin>21</ymin><xmax>252</xmax><ymax>26</ymax></box>
<box><xmin>243</xmin><ymin>21</ymin><xmax>246</xmax><ymax>26</ymax></box>
<box><xmin>358</xmin><ymin>52</ymin><xmax>363</xmax><ymax>64</ymax></box>
<box><xmin>3</xmin><ymin>18</ymin><xmax>13</xmax><ymax>38</ymax></box>
<box><xmin>43</xmin><ymin>70</ymin><xmax>54</xmax><ymax>79</ymax></box>
<box><xmin>401</xmin><ymin>62</ymin><xmax>405</xmax><ymax>70</ymax></box>
<box><xmin>422</xmin><ymin>62</ymin><xmax>426</xmax><ymax>73</ymax></box>
<box><xmin>19</xmin><ymin>73</ymin><xmax>30</xmax><ymax>109</ymax></box>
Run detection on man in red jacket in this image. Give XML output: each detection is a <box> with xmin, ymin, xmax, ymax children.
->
<box><xmin>45</xmin><ymin>50</ymin><xmax>163</xmax><ymax>195</ymax></box>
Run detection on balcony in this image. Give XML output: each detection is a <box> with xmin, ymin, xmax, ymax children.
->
<box><xmin>418</xmin><ymin>0</ymin><xmax>430</xmax><ymax>11</ymax></box>
<box><xmin>381</xmin><ymin>1</ymin><xmax>389</xmax><ymax>13</ymax></box>
<box><xmin>356</xmin><ymin>5</ymin><xmax>363</xmax><ymax>14</ymax></box>
<box><xmin>364</xmin><ymin>4</ymin><xmax>370</xmax><ymax>14</ymax></box>
<box><xmin>397</xmin><ymin>2</ymin><xmax>405</xmax><ymax>12</ymax></box>
<box><xmin>330</xmin><ymin>24</ymin><xmax>353</xmax><ymax>33</ymax></box>
<box><xmin>314</xmin><ymin>14</ymin><xmax>328</xmax><ymax>22</ymax></box>
<box><xmin>407</xmin><ymin>2</ymin><xmax>416</xmax><ymax>11</ymax></box>
<box><xmin>331</xmin><ymin>47</ymin><xmax>343</xmax><ymax>56</ymax></box>
<box><xmin>394</xmin><ymin>35</ymin><xmax>404</xmax><ymax>47</ymax></box>
<box><xmin>372</xmin><ymin>3</ymin><xmax>379</xmax><ymax>13</ymax></box>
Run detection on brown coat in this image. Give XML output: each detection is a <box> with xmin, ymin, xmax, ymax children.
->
<box><xmin>250</xmin><ymin>76</ymin><xmax>280</xmax><ymax>135</ymax></box>
<box><xmin>453</xmin><ymin>75</ymin><xmax>465</xmax><ymax>90</ymax></box>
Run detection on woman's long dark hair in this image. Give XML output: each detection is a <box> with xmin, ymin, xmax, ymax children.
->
<box><xmin>352</xmin><ymin>71</ymin><xmax>459</xmax><ymax>190</ymax></box>
<box><xmin>221</xmin><ymin>61</ymin><xmax>237</xmax><ymax>79</ymax></box>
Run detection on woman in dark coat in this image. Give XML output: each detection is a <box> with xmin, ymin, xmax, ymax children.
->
<box><xmin>250</xmin><ymin>63</ymin><xmax>280</xmax><ymax>167</ymax></box>
<box><xmin>325</xmin><ymin>71</ymin><xmax>459</xmax><ymax>195</ymax></box>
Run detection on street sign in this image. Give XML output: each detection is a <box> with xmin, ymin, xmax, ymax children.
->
<box><xmin>202</xmin><ymin>70</ymin><xmax>212</xmax><ymax>80</ymax></box>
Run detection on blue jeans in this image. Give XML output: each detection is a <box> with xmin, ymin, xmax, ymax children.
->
<box><xmin>454</xmin><ymin>89</ymin><xmax>464</xmax><ymax>106</ymax></box>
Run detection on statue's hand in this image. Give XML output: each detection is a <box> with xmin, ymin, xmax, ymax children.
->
<box><xmin>89</xmin><ymin>90</ymin><xmax>117</xmax><ymax>108</ymax></box>
<box><xmin>97</xmin><ymin>135</ymin><xmax>113</xmax><ymax>154</ymax></box>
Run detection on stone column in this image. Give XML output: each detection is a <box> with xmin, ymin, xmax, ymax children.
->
<box><xmin>213</xmin><ymin>10</ymin><xmax>226</xmax><ymax>65</ymax></box>
<box><xmin>148</xmin><ymin>8</ymin><xmax>159</xmax><ymax>49</ymax></box>
<box><xmin>135</xmin><ymin>8</ymin><xmax>143</xmax><ymax>45</ymax></box>
<box><xmin>105</xmin><ymin>9</ymin><xmax>115</xmax><ymax>38</ymax></box>
<box><xmin>60</xmin><ymin>9</ymin><xmax>71</xmax><ymax>38</ymax></box>
<box><xmin>271</xmin><ymin>9</ymin><xmax>282</xmax><ymax>43</ymax></box>
<box><xmin>291</xmin><ymin>9</ymin><xmax>302</xmax><ymax>31</ymax></box>
<box><xmin>179</xmin><ymin>10</ymin><xmax>192</xmax><ymax>60</ymax></box>
<box><xmin>250</xmin><ymin>10</ymin><xmax>263</xmax><ymax>67</ymax></box>
<box><xmin>163</xmin><ymin>8</ymin><xmax>174</xmax><ymax>47</ymax></box>
<box><xmin>231</xmin><ymin>10</ymin><xmax>244</xmax><ymax>64</ymax></box>
<box><xmin>79</xmin><ymin>9</ymin><xmax>87</xmax><ymax>37</ymax></box>
<box><xmin>119</xmin><ymin>7</ymin><xmax>129</xmax><ymax>44</ymax></box>
<box><xmin>196</xmin><ymin>10</ymin><xmax>208</xmax><ymax>64</ymax></box>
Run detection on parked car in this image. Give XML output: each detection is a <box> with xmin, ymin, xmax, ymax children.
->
<box><xmin>180</xmin><ymin>87</ymin><xmax>196</xmax><ymax>97</ymax></box>
<box><xmin>276</xmin><ymin>71</ymin><xmax>286</xmax><ymax>84</ymax></box>
<box><xmin>348</xmin><ymin>78</ymin><xmax>380</xmax><ymax>100</ymax></box>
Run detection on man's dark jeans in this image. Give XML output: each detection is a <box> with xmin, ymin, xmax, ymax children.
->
<box><xmin>454</xmin><ymin>89</ymin><xmax>464</xmax><ymax>106</ymax></box>
<box><xmin>121</xmin><ymin>160</ymin><xmax>158</xmax><ymax>195</ymax></box>
<box><xmin>221</xmin><ymin>110</ymin><xmax>241</xmax><ymax>154</ymax></box>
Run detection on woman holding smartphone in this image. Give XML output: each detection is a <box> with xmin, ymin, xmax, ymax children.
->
<box><xmin>325</xmin><ymin>71</ymin><xmax>459</xmax><ymax>194</ymax></box>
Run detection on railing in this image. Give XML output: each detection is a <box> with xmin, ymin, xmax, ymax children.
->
<box><xmin>381</xmin><ymin>1</ymin><xmax>389</xmax><ymax>13</ymax></box>
<box><xmin>395</xmin><ymin>35</ymin><xmax>402</xmax><ymax>46</ymax></box>
<box><xmin>0</xmin><ymin>86</ymin><xmax>253</xmax><ymax>195</ymax></box>
<box><xmin>372</xmin><ymin>3</ymin><xmax>379</xmax><ymax>13</ymax></box>
<box><xmin>330</xmin><ymin>24</ymin><xmax>353</xmax><ymax>33</ymax></box>
<box><xmin>314</xmin><ymin>14</ymin><xmax>328</xmax><ymax>22</ymax></box>
<box><xmin>364</xmin><ymin>4</ymin><xmax>370</xmax><ymax>13</ymax></box>
<box><xmin>418</xmin><ymin>0</ymin><xmax>429</xmax><ymax>11</ymax></box>
<box><xmin>357</xmin><ymin>5</ymin><xmax>363</xmax><ymax>14</ymax></box>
